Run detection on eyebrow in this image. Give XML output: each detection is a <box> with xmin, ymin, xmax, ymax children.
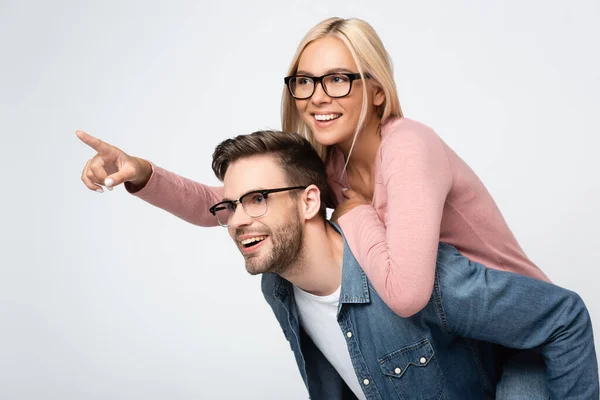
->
<box><xmin>221</xmin><ymin>187</ymin><xmax>267</xmax><ymax>202</ymax></box>
<box><xmin>295</xmin><ymin>68</ymin><xmax>355</xmax><ymax>76</ymax></box>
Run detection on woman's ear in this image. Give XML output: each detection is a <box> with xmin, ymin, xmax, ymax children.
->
<box><xmin>301</xmin><ymin>184</ymin><xmax>322</xmax><ymax>220</ymax></box>
<box><xmin>372</xmin><ymin>85</ymin><xmax>385</xmax><ymax>107</ymax></box>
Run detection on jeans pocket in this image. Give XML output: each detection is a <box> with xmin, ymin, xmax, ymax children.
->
<box><xmin>379</xmin><ymin>338</ymin><xmax>445</xmax><ymax>400</ymax></box>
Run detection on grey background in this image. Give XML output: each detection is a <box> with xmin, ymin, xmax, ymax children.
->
<box><xmin>1</xmin><ymin>0</ymin><xmax>598</xmax><ymax>399</ymax></box>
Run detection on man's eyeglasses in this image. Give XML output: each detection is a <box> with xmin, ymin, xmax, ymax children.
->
<box><xmin>284</xmin><ymin>72</ymin><xmax>370</xmax><ymax>100</ymax></box>
<box><xmin>209</xmin><ymin>186</ymin><xmax>308</xmax><ymax>227</ymax></box>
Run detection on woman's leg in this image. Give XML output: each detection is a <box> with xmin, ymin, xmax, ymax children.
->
<box><xmin>496</xmin><ymin>349</ymin><xmax>549</xmax><ymax>399</ymax></box>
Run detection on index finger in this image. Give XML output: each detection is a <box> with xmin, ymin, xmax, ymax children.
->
<box><xmin>75</xmin><ymin>130</ymin><xmax>113</xmax><ymax>156</ymax></box>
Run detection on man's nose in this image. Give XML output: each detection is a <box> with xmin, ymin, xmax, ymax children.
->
<box><xmin>228</xmin><ymin>205</ymin><xmax>253</xmax><ymax>229</ymax></box>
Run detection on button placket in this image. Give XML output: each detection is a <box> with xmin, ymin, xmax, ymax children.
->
<box><xmin>337</xmin><ymin>310</ymin><xmax>381</xmax><ymax>399</ymax></box>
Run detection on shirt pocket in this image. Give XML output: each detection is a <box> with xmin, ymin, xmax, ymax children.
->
<box><xmin>378</xmin><ymin>338</ymin><xmax>445</xmax><ymax>400</ymax></box>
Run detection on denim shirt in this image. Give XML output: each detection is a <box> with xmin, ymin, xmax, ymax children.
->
<box><xmin>261</xmin><ymin>227</ymin><xmax>598</xmax><ymax>400</ymax></box>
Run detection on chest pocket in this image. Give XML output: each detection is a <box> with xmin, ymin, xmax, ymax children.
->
<box><xmin>378</xmin><ymin>338</ymin><xmax>445</xmax><ymax>400</ymax></box>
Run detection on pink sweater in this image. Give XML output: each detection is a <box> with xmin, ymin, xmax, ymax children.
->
<box><xmin>132</xmin><ymin>117</ymin><xmax>549</xmax><ymax>317</ymax></box>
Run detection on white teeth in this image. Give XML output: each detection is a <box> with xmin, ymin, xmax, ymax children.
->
<box><xmin>314</xmin><ymin>114</ymin><xmax>341</xmax><ymax>121</ymax></box>
<box><xmin>240</xmin><ymin>236</ymin><xmax>267</xmax><ymax>245</ymax></box>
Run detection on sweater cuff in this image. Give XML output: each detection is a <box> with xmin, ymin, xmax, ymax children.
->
<box><xmin>125</xmin><ymin>162</ymin><xmax>160</xmax><ymax>198</ymax></box>
<box><xmin>337</xmin><ymin>204</ymin><xmax>384</xmax><ymax>251</ymax></box>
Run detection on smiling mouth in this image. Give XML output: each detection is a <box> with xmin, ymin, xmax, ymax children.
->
<box><xmin>239</xmin><ymin>235</ymin><xmax>268</xmax><ymax>249</ymax></box>
<box><xmin>313</xmin><ymin>113</ymin><xmax>342</xmax><ymax>122</ymax></box>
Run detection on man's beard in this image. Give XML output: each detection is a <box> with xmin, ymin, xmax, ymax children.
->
<box><xmin>241</xmin><ymin>210</ymin><xmax>304</xmax><ymax>276</ymax></box>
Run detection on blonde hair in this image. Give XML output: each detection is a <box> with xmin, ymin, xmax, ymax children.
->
<box><xmin>281</xmin><ymin>17</ymin><xmax>403</xmax><ymax>163</ymax></box>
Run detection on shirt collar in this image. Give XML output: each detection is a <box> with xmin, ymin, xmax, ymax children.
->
<box><xmin>330</xmin><ymin>221</ymin><xmax>371</xmax><ymax>304</ymax></box>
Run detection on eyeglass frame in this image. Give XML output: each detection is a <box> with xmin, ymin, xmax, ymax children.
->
<box><xmin>208</xmin><ymin>186</ymin><xmax>308</xmax><ymax>227</ymax></box>
<box><xmin>283</xmin><ymin>72</ymin><xmax>371</xmax><ymax>100</ymax></box>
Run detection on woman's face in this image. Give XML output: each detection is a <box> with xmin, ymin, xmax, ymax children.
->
<box><xmin>294</xmin><ymin>36</ymin><xmax>384</xmax><ymax>148</ymax></box>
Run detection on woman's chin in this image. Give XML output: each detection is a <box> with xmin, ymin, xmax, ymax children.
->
<box><xmin>307</xmin><ymin>124</ymin><xmax>346</xmax><ymax>144</ymax></box>
<box><xmin>314</xmin><ymin>130</ymin><xmax>352</xmax><ymax>148</ymax></box>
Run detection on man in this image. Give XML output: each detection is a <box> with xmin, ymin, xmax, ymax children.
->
<box><xmin>208</xmin><ymin>130</ymin><xmax>598</xmax><ymax>399</ymax></box>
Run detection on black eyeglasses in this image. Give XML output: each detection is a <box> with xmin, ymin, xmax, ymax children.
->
<box><xmin>284</xmin><ymin>72</ymin><xmax>370</xmax><ymax>100</ymax></box>
<box><xmin>209</xmin><ymin>186</ymin><xmax>308</xmax><ymax>227</ymax></box>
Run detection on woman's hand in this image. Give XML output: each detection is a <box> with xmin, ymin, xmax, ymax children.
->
<box><xmin>331</xmin><ymin>189</ymin><xmax>369</xmax><ymax>223</ymax></box>
<box><xmin>76</xmin><ymin>130</ymin><xmax>152</xmax><ymax>193</ymax></box>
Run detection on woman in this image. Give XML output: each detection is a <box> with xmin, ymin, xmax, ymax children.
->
<box><xmin>78</xmin><ymin>17</ymin><xmax>551</xmax><ymax>396</ymax></box>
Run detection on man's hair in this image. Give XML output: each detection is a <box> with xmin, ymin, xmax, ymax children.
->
<box><xmin>212</xmin><ymin>130</ymin><xmax>330</xmax><ymax>218</ymax></box>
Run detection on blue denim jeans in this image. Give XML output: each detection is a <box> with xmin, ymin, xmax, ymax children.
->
<box><xmin>497</xmin><ymin>349</ymin><xmax>549</xmax><ymax>399</ymax></box>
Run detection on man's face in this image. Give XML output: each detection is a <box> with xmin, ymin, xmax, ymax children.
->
<box><xmin>222</xmin><ymin>155</ymin><xmax>304</xmax><ymax>276</ymax></box>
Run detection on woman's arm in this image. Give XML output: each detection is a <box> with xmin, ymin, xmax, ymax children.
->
<box><xmin>337</xmin><ymin>124</ymin><xmax>452</xmax><ymax>317</ymax></box>
<box><xmin>126</xmin><ymin>163</ymin><xmax>223</xmax><ymax>227</ymax></box>
<box><xmin>77</xmin><ymin>130</ymin><xmax>222</xmax><ymax>227</ymax></box>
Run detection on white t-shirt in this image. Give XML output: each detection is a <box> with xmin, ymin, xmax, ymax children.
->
<box><xmin>292</xmin><ymin>285</ymin><xmax>367</xmax><ymax>400</ymax></box>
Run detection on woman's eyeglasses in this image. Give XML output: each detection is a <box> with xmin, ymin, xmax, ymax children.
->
<box><xmin>284</xmin><ymin>72</ymin><xmax>370</xmax><ymax>100</ymax></box>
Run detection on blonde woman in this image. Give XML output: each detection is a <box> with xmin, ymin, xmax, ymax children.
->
<box><xmin>78</xmin><ymin>17</ymin><xmax>559</xmax><ymax>397</ymax></box>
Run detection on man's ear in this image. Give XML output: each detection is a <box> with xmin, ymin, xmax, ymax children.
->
<box><xmin>300</xmin><ymin>184</ymin><xmax>322</xmax><ymax>220</ymax></box>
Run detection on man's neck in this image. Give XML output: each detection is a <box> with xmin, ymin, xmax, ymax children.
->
<box><xmin>281</xmin><ymin>221</ymin><xmax>344</xmax><ymax>296</ymax></box>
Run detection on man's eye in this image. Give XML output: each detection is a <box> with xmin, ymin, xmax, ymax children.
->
<box><xmin>213</xmin><ymin>202</ymin><xmax>235</xmax><ymax>214</ymax></box>
<box><xmin>250</xmin><ymin>194</ymin><xmax>265</xmax><ymax>204</ymax></box>
<box><xmin>216</xmin><ymin>203</ymin><xmax>235</xmax><ymax>212</ymax></box>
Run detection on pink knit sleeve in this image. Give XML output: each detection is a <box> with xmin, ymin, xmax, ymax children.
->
<box><xmin>337</xmin><ymin>126</ymin><xmax>452</xmax><ymax>317</ymax></box>
<box><xmin>127</xmin><ymin>163</ymin><xmax>223</xmax><ymax>227</ymax></box>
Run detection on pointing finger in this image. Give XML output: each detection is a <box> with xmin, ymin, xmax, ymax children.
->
<box><xmin>76</xmin><ymin>130</ymin><xmax>114</xmax><ymax>157</ymax></box>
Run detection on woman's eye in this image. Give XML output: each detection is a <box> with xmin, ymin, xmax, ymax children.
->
<box><xmin>298</xmin><ymin>77</ymin><xmax>313</xmax><ymax>85</ymax></box>
<box><xmin>331</xmin><ymin>75</ymin><xmax>349</xmax><ymax>84</ymax></box>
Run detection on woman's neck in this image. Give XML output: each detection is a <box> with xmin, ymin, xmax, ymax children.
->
<box><xmin>338</xmin><ymin>117</ymin><xmax>381</xmax><ymax>181</ymax></box>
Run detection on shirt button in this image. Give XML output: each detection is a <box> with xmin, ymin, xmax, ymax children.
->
<box><xmin>346</xmin><ymin>332</ymin><xmax>353</xmax><ymax>338</ymax></box>
<box><xmin>363</xmin><ymin>379</ymin><xmax>370</xmax><ymax>385</ymax></box>
<box><xmin>420</xmin><ymin>357</ymin><xmax>427</xmax><ymax>364</ymax></box>
<box><xmin>394</xmin><ymin>367</ymin><xmax>402</xmax><ymax>374</ymax></box>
